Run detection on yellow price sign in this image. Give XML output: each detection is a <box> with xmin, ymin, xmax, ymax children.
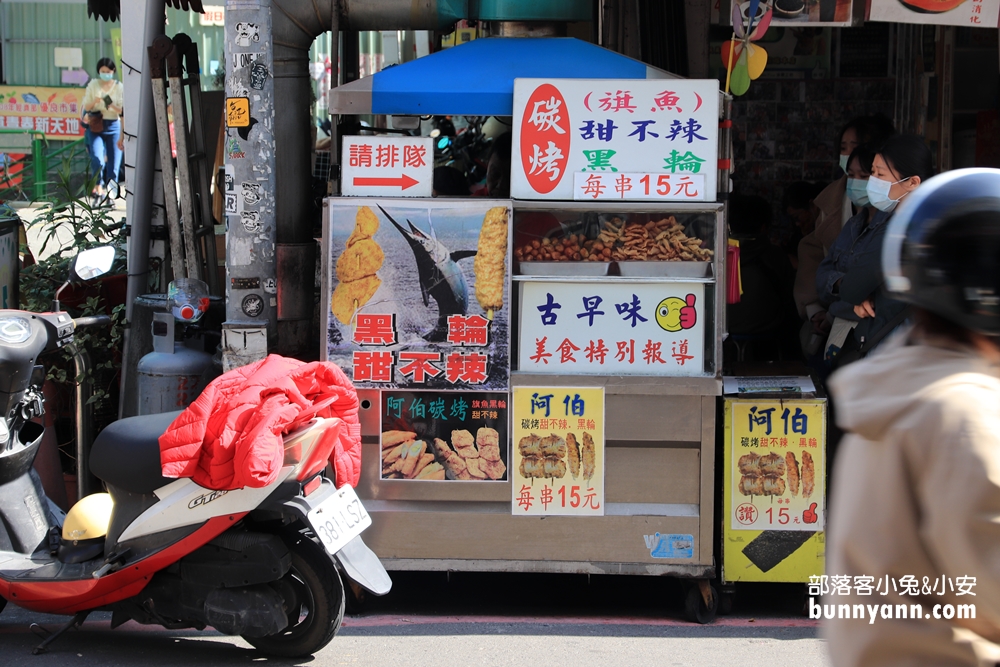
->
<box><xmin>226</xmin><ymin>97</ymin><xmax>250</xmax><ymax>128</ymax></box>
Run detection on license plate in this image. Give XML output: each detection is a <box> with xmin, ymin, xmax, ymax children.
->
<box><xmin>306</xmin><ymin>485</ymin><xmax>372</xmax><ymax>555</ymax></box>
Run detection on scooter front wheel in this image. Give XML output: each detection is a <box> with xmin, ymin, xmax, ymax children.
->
<box><xmin>243</xmin><ymin>531</ymin><xmax>346</xmax><ymax>657</ymax></box>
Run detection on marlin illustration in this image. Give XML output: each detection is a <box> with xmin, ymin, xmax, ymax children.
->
<box><xmin>378</xmin><ymin>204</ymin><xmax>476</xmax><ymax>342</ymax></box>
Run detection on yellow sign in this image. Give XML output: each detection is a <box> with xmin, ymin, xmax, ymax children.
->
<box><xmin>0</xmin><ymin>86</ymin><xmax>85</xmax><ymax>140</ymax></box>
<box><xmin>226</xmin><ymin>97</ymin><xmax>250</xmax><ymax>128</ymax></box>
<box><xmin>511</xmin><ymin>387</ymin><xmax>604</xmax><ymax>516</ymax></box>
<box><xmin>723</xmin><ymin>398</ymin><xmax>826</xmax><ymax>583</ymax></box>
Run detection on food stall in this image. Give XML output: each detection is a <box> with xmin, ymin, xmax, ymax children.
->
<box><xmin>323</xmin><ymin>38</ymin><xmax>731</xmax><ymax>623</ymax></box>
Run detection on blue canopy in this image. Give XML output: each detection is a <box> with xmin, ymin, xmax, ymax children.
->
<box><xmin>329</xmin><ymin>37</ymin><xmax>673</xmax><ymax>116</ymax></box>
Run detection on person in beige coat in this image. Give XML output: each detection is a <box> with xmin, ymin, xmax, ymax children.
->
<box><xmin>824</xmin><ymin>168</ymin><xmax>1000</xmax><ymax>666</ymax></box>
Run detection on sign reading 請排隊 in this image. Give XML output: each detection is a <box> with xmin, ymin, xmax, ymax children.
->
<box><xmin>511</xmin><ymin>78</ymin><xmax>719</xmax><ymax>201</ymax></box>
<box><xmin>324</xmin><ymin>198</ymin><xmax>511</xmax><ymax>390</ymax></box>
<box><xmin>517</xmin><ymin>280</ymin><xmax>706</xmax><ymax>376</ymax></box>
<box><xmin>0</xmin><ymin>86</ymin><xmax>85</xmax><ymax>140</ymax></box>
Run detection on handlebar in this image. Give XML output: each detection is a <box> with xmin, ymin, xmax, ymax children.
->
<box><xmin>72</xmin><ymin>315</ymin><xmax>112</xmax><ymax>330</ymax></box>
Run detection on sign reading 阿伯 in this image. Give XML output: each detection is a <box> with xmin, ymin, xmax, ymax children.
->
<box><xmin>342</xmin><ymin>136</ymin><xmax>433</xmax><ymax>198</ymax></box>
<box><xmin>511</xmin><ymin>78</ymin><xmax>719</xmax><ymax>201</ymax></box>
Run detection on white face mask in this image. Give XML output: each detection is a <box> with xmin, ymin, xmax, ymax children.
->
<box><xmin>839</xmin><ymin>154</ymin><xmax>849</xmax><ymax>175</ymax></box>
<box><xmin>846</xmin><ymin>178</ymin><xmax>870</xmax><ymax>207</ymax></box>
<box><xmin>866</xmin><ymin>175</ymin><xmax>910</xmax><ymax>212</ymax></box>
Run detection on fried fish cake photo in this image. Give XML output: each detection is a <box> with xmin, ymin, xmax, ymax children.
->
<box><xmin>331</xmin><ymin>275</ymin><xmax>381</xmax><ymax>324</ymax></box>
<box><xmin>346</xmin><ymin>206</ymin><xmax>380</xmax><ymax>247</ymax></box>
<box><xmin>336</xmin><ymin>238</ymin><xmax>384</xmax><ymax>283</ymax></box>
<box><xmin>476</xmin><ymin>427</ymin><xmax>501</xmax><ymax>462</ymax></box>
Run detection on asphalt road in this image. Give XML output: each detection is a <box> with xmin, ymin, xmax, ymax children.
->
<box><xmin>1</xmin><ymin>573</ymin><xmax>827</xmax><ymax>666</ymax></box>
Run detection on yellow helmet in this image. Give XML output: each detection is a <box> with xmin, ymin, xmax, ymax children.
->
<box><xmin>59</xmin><ymin>493</ymin><xmax>113</xmax><ymax>564</ymax></box>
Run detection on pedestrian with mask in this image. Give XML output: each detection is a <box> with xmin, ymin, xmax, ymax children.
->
<box><xmin>82</xmin><ymin>57</ymin><xmax>124</xmax><ymax>203</ymax></box>
<box><xmin>824</xmin><ymin>168</ymin><xmax>1000</xmax><ymax>667</ymax></box>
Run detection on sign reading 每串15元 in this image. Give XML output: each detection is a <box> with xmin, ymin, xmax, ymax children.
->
<box><xmin>511</xmin><ymin>78</ymin><xmax>719</xmax><ymax>201</ymax></box>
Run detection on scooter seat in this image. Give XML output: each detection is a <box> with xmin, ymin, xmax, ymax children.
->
<box><xmin>90</xmin><ymin>411</ymin><xmax>181</xmax><ymax>495</ymax></box>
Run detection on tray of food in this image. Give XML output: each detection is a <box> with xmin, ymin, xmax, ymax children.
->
<box><xmin>518</xmin><ymin>261</ymin><xmax>611</xmax><ymax>276</ymax></box>
<box><xmin>597</xmin><ymin>216</ymin><xmax>714</xmax><ymax>262</ymax></box>
<box><xmin>617</xmin><ymin>261</ymin><xmax>714</xmax><ymax>278</ymax></box>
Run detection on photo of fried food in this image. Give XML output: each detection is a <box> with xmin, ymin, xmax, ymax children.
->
<box><xmin>786</xmin><ymin>452</ymin><xmax>800</xmax><ymax>496</ymax></box>
<box><xmin>540</xmin><ymin>434</ymin><xmax>566</xmax><ymax>459</ymax></box>
<box><xmin>566</xmin><ymin>433</ymin><xmax>581</xmax><ymax>479</ymax></box>
<box><xmin>433</xmin><ymin>438</ymin><xmax>472</xmax><ymax>480</ymax></box>
<box><xmin>759</xmin><ymin>452</ymin><xmax>786</xmax><ymax>477</ymax></box>
<box><xmin>543</xmin><ymin>458</ymin><xmax>567</xmax><ymax>479</ymax></box>
<box><xmin>346</xmin><ymin>206</ymin><xmax>379</xmax><ymax>247</ymax></box>
<box><xmin>382</xmin><ymin>430</ymin><xmax>417</xmax><ymax>448</ymax></box>
<box><xmin>451</xmin><ymin>429</ymin><xmax>478</xmax><ymax>459</ymax></box>
<box><xmin>581</xmin><ymin>432</ymin><xmax>596</xmax><ymax>482</ymax></box>
<box><xmin>476</xmin><ymin>427</ymin><xmax>501</xmax><ymax>461</ymax></box>
<box><xmin>518</xmin><ymin>434</ymin><xmax>541</xmax><ymax>457</ymax></box>
<box><xmin>400</xmin><ymin>441</ymin><xmax>428</xmax><ymax>478</ymax></box>
<box><xmin>482</xmin><ymin>459</ymin><xmax>507</xmax><ymax>480</ymax></box>
<box><xmin>331</xmin><ymin>275</ymin><xmax>381</xmax><ymax>325</ymax></box>
<box><xmin>336</xmin><ymin>238</ymin><xmax>385</xmax><ymax>283</ymax></box>
<box><xmin>465</xmin><ymin>457</ymin><xmax>487</xmax><ymax>479</ymax></box>
<box><xmin>416</xmin><ymin>463</ymin><xmax>445</xmax><ymax>480</ymax></box>
<box><xmin>738</xmin><ymin>452</ymin><xmax>761</xmax><ymax>476</ymax></box>
<box><xmin>739</xmin><ymin>475</ymin><xmax>763</xmax><ymax>496</ymax></box>
<box><xmin>762</xmin><ymin>475</ymin><xmax>786</xmax><ymax>497</ymax></box>
<box><xmin>801</xmin><ymin>451</ymin><xmax>815</xmax><ymax>498</ymax></box>
<box><xmin>520</xmin><ymin>457</ymin><xmax>545</xmax><ymax>479</ymax></box>
<box><xmin>473</xmin><ymin>206</ymin><xmax>508</xmax><ymax>318</ymax></box>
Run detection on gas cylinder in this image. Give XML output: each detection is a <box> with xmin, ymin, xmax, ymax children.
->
<box><xmin>136</xmin><ymin>312</ymin><xmax>213</xmax><ymax>415</ymax></box>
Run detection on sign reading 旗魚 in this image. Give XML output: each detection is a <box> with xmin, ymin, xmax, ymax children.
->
<box><xmin>518</xmin><ymin>281</ymin><xmax>706</xmax><ymax>376</ymax></box>
<box><xmin>511</xmin><ymin>79</ymin><xmax>719</xmax><ymax>201</ymax></box>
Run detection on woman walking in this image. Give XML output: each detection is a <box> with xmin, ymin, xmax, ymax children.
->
<box><xmin>82</xmin><ymin>57</ymin><xmax>124</xmax><ymax>203</ymax></box>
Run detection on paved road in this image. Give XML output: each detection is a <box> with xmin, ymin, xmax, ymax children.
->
<box><xmin>1</xmin><ymin>573</ymin><xmax>828</xmax><ymax>666</ymax></box>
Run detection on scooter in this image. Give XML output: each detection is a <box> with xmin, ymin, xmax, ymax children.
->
<box><xmin>0</xmin><ymin>247</ymin><xmax>391</xmax><ymax>656</ymax></box>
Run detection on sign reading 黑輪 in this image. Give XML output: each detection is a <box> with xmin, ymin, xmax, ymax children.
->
<box><xmin>511</xmin><ymin>79</ymin><xmax>720</xmax><ymax>201</ymax></box>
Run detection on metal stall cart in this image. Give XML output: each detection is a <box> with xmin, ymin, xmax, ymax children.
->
<box><xmin>323</xmin><ymin>42</ymin><xmax>728</xmax><ymax>623</ymax></box>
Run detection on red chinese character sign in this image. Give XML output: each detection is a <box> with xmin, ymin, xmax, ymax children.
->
<box><xmin>869</xmin><ymin>0</ymin><xmax>998</xmax><ymax>27</ymax></box>
<box><xmin>517</xmin><ymin>281</ymin><xmax>706</xmax><ymax>377</ymax></box>
<box><xmin>511</xmin><ymin>387</ymin><xmax>605</xmax><ymax>516</ymax></box>
<box><xmin>324</xmin><ymin>198</ymin><xmax>511</xmax><ymax>390</ymax></box>
<box><xmin>342</xmin><ymin>136</ymin><xmax>433</xmax><ymax>198</ymax></box>
<box><xmin>511</xmin><ymin>79</ymin><xmax>719</xmax><ymax>201</ymax></box>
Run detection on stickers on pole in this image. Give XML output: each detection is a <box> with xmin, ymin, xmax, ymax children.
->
<box><xmin>341</xmin><ymin>137</ymin><xmax>433</xmax><ymax>198</ymax></box>
<box><xmin>511</xmin><ymin>387</ymin><xmax>605</xmax><ymax>516</ymax></box>
<box><xmin>511</xmin><ymin>78</ymin><xmax>719</xmax><ymax>201</ymax></box>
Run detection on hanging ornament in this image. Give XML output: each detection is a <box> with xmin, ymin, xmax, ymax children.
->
<box><xmin>724</xmin><ymin>0</ymin><xmax>773</xmax><ymax>97</ymax></box>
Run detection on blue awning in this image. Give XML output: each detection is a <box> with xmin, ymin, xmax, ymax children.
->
<box><xmin>329</xmin><ymin>37</ymin><xmax>675</xmax><ymax>116</ymax></box>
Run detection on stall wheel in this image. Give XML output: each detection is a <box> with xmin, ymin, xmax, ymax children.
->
<box><xmin>344</xmin><ymin>579</ymin><xmax>368</xmax><ymax>615</ymax></box>
<box><xmin>684</xmin><ymin>580</ymin><xmax>719</xmax><ymax>624</ymax></box>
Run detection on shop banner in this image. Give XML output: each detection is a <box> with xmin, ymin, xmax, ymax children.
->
<box><xmin>869</xmin><ymin>0</ymin><xmax>998</xmax><ymax>27</ymax></box>
<box><xmin>518</xmin><ymin>280</ymin><xmax>706</xmax><ymax>377</ymax></box>
<box><xmin>511</xmin><ymin>387</ymin><xmax>605</xmax><ymax>516</ymax></box>
<box><xmin>341</xmin><ymin>136</ymin><xmax>433</xmax><ymax>198</ymax></box>
<box><xmin>0</xmin><ymin>86</ymin><xmax>85</xmax><ymax>140</ymax></box>
<box><xmin>511</xmin><ymin>78</ymin><xmax>719</xmax><ymax>202</ymax></box>
<box><xmin>325</xmin><ymin>198</ymin><xmax>511</xmax><ymax>390</ymax></box>
<box><xmin>768</xmin><ymin>0</ymin><xmax>854</xmax><ymax>26</ymax></box>
<box><xmin>380</xmin><ymin>390</ymin><xmax>509</xmax><ymax>481</ymax></box>
<box><xmin>723</xmin><ymin>398</ymin><xmax>826</xmax><ymax>582</ymax></box>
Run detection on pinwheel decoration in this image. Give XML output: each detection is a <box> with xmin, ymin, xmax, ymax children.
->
<box><xmin>722</xmin><ymin>0</ymin><xmax>773</xmax><ymax>96</ymax></box>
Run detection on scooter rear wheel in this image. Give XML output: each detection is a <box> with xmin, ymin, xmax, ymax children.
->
<box><xmin>243</xmin><ymin>531</ymin><xmax>345</xmax><ymax>657</ymax></box>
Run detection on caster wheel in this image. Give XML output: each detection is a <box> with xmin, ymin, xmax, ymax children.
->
<box><xmin>684</xmin><ymin>582</ymin><xmax>719</xmax><ymax>624</ymax></box>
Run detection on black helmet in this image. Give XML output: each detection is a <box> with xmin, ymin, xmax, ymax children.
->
<box><xmin>883</xmin><ymin>168</ymin><xmax>1000</xmax><ymax>336</ymax></box>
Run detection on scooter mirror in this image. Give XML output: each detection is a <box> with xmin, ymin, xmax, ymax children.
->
<box><xmin>72</xmin><ymin>246</ymin><xmax>116</xmax><ymax>281</ymax></box>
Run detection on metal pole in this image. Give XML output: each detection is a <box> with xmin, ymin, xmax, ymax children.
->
<box><xmin>148</xmin><ymin>37</ymin><xmax>186</xmax><ymax>280</ymax></box>
<box><xmin>69</xmin><ymin>345</ymin><xmax>96</xmax><ymax>499</ymax></box>
<box><xmin>31</xmin><ymin>134</ymin><xmax>45</xmax><ymax>200</ymax></box>
<box><xmin>166</xmin><ymin>43</ymin><xmax>202</xmax><ymax>281</ymax></box>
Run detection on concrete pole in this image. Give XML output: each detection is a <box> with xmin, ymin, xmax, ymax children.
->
<box><xmin>684</xmin><ymin>0</ymin><xmax>710</xmax><ymax>79</ymax></box>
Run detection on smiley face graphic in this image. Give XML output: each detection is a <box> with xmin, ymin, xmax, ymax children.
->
<box><xmin>655</xmin><ymin>294</ymin><xmax>698</xmax><ymax>332</ymax></box>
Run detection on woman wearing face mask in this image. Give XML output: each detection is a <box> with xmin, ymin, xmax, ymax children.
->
<box><xmin>814</xmin><ymin>146</ymin><xmax>880</xmax><ymax>365</ymax></box>
<box><xmin>835</xmin><ymin>135</ymin><xmax>935</xmax><ymax>357</ymax></box>
<box><xmin>82</xmin><ymin>58</ymin><xmax>124</xmax><ymax>202</ymax></box>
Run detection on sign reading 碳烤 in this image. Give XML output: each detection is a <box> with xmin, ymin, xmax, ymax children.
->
<box><xmin>342</xmin><ymin>136</ymin><xmax>433</xmax><ymax>198</ymax></box>
<box><xmin>511</xmin><ymin>79</ymin><xmax>719</xmax><ymax>201</ymax></box>
<box><xmin>511</xmin><ymin>387</ymin><xmax>605</xmax><ymax>516</ymax></box>
<box><xmin>517</xmin><ymin>281</ymin><xmax>706</xmax><ymax>376</ymax></box>
<box><xmin>0</xmin><ymin>86</ymin><xmax>85</xmax><ymax>140</ymax></box>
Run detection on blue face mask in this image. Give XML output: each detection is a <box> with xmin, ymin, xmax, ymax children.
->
<box><xmin>866</xmin><ymin>175</ymin><xmax>910</xmax><ymax>212</ymax></box>
<box><xmin>99</xmin><ymin>72</ymin><xmax>114</xmax><ymax>81</ymax></box>
<box><xmin>846</xmin><ymin>178</ymin><xmax>870</xmax><ymax>207</ymax></box>
<box><xmin>839</xmin><ymin>154</ymin><xmax>849</xmax><ymax>175</ymax></box>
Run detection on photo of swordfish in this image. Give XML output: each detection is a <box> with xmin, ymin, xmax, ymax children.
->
<box><xmin>378</xmin><ymin>204</ymin><xmax>477</xmax><ymax>341</ymax></box>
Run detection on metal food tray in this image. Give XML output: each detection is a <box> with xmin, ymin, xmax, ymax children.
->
<box><xmin>617</xmin><ymin>261</ymin><xmax>713</xmax><ymax>278</ymax></box>
<box><xmin>518</xmin><ymin>261</ymin><xmax>611</xmax><ymax>276</ymax></box>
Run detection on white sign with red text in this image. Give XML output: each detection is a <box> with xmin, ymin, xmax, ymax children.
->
<box><xmin>518</xmin><ymin>281</ymin><xmax>706</xmax><ymax>377</ymax></box>
<box><xmin>342</xmin><ymin>136</ymin><xmax>433</xmax><ymax>198</ymax></box>
<box><xmin>511</xmin><ymin>78</ymin><xmax>719</xmax><ymax>201</ymax></box>
<box><xmin>869</xmin><ymin>0</ymin><xmax>999</xmax><ymax>28</ymax></box>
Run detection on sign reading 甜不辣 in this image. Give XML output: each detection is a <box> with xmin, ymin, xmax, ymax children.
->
<box><xmin>518</xmin><ymin>281</ymin><xmax>706</xmax><ymax>376</ymax></box>
<box><xmin>0</xmin><ymin>86</ymin><xmax>84</xmax><ymax>140</ymax></box>
<box><xmin>511</xmin><ymin>79</ymin><xmax>719</xmax><ymax>202</ymax></box>
<box><xmin>511</xmin><ymin>387</ymin><xmax>605</xmax><ymax>516</ymax></box>
<box><xmin>325</xmin><ymin>199</ymin><xmax>511</xmax><ymax>390</ymax></box>
<box><xmin>341</xmin><ymin>136</ymin><xmax>433</xmax><ymax>198</ymax></box>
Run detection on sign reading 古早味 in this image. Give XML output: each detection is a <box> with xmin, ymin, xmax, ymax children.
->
<box><xmin>511</xmin><ymin>78</ymin><xmax>720</xmax><ymax>202</ymax></box>
<box><xmin>518</xmin><ymin>281</ymin><xmax>706</xmax><ymax>376</ymax></box>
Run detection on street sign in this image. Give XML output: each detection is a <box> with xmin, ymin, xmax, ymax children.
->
<box><xmin>341</xmin><ymin>136</ymin><xmax>433</xmax><ymax>198</ymax></box>
<box><xmin>511</xmin><ymin>78</ymin><xmax>720</xmax><ymax>201</ymax></box>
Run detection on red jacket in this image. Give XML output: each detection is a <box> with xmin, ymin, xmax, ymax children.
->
<box><xmin>159</xmin><ymin>355</ymin><xmax>361</xmax><ymax>490</ymax></box>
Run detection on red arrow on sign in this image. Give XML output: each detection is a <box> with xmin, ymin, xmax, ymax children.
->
<box><xmin>352</xmin><ymin>174</ymin><xmax>419</xmax><ymax>190</ymax></box>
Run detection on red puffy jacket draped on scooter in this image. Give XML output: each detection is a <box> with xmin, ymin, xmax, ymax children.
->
<box><xmin>158</xmin><ymin>355</ymin><xmax>362</xmax><ymax>490</ymax></box>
